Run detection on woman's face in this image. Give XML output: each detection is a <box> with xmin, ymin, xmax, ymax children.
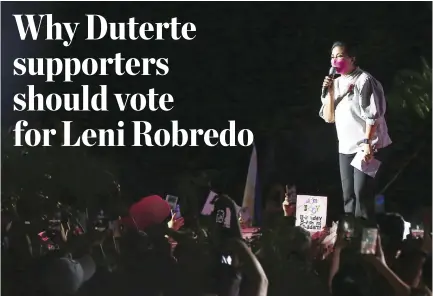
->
<box><xmin>331</xmin><ymin>46</ymin><xmax>354</xmax><ymax>74</ymax></box>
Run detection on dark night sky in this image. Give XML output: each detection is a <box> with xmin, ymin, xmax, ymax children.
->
<box><xmin>1</xmin><ymin>2</ymin><xmax>431</xmax><ymax>217</ymax></box>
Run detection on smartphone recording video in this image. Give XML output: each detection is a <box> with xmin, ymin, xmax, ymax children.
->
<box><xmin>166</xmin><ymin>195</ymin><xmax>178</xmax><ymax>211</ymax></box>
<box><xmin>360</xmin><ymin>228</ymin><xmax>378</xmax><ymax>255</ymax></box>
<box><xmin>173</xmin><ymin>204</ymin><xmax>182</xmax><ymax>219</ymax></box>
<box><xmin>338</xmin><ymin>215</ymin><xmax>355</xmax><ymax>240</ymax></box>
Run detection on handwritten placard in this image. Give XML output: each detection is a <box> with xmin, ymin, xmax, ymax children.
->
<box><xmin>295</xmin><ymin>195</ymin><xmax>327</xmax><ymax>232</ymax></box>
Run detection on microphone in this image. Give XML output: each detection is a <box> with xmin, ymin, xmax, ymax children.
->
<box><xmin>322</xmin><ymin>67</ymin><xmax>337</xmax><ymax>98</ymax></box>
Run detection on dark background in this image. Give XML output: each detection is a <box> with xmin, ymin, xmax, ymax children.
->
<box><xmin>1</xmin><ymin>2</ymin><xmax>431</xmax><ymax>221</ymax></box>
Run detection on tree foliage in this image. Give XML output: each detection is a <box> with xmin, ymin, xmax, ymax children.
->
<box><xmin>388</xmin><ymin>57</ymin><xmax>432</xmax><ymax>122</ymax></box>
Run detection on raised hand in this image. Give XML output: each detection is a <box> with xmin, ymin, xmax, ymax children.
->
<box><xmin>167</xmin><ymin>214</ymin><xmax>185</xmax><ymax>231</ymax></box>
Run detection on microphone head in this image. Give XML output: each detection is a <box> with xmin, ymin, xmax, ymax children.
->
<box><xmin>329</xmin><ymin>67</ymin><xmax>337</xmax><ymax>76</ymax></box>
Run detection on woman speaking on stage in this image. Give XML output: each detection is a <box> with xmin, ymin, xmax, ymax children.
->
<box><xmin>319</xmin><ymin>41</ymin><xmax>392</xmax><ymax>220</ymax></box>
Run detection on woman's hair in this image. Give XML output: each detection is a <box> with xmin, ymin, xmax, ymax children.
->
<box><xmin>331</xmin><ymin>41</ymin><xmax>357</xmax><ymax>58</ymax></box>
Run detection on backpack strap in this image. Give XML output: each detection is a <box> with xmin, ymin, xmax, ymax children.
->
<box><xmin>334</xmin><ymin>83</ymin><xmax>355</xmax><ymax>108</ymax></box>
<box><xmin>334</xmin><ymin>71</ymin><xmax>363</xmax><ymax>107</ymax></box>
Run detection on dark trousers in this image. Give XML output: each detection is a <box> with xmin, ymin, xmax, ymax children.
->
<box><xmin>339</xmin><ymin>149</ymin><xmax>387</xmax><ymax>219</ymax></box>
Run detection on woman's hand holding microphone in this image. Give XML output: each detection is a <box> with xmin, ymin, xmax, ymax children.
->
<box><xmin>321</xmin><ymin>75</ymin><xmax>336</xmax><ymax>123</ymax></box>
<box><xmin>322</xmin><ymin>76</ymin><xmax>334</xmax><ymax>97</ymax></box>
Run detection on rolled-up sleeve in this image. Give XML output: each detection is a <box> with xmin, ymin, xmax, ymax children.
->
<box><xmin>321</xmin><ymin>93</ymin><xmax>329</xmax><ymax>105</ymax></box>
<box><xmin>359</xmin><ymin>77</ymin><xmax>387</xmax><ymax>126</ymax></box>
<box><xmin>319</xmin><ymin>93</ymin><xmax>329</xmax><ymax>120</ymax></box>
<box><xmin>319</xmin><ymin>79</ymin><xmax>338</xmax><ymax>120</ymax></box>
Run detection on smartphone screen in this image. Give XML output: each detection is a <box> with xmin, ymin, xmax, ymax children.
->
<box><xmin>173</xmin><ymin>205</ymin><xmax>182</xmax><ymax>219</ymax></box>
<box><xmin>360</xmin><ymin>228</ymin><xmax>378</xmax><ymax>255</ymax></box>
<box><xmin>339</xmin><ymin>219</ymin><xmax>355</xmax><ymax>240</ymax></box>
<box><xmin>166</xmin><ymin>195</ymin><xmax>178</xmax><ymax>210</ymax></box>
